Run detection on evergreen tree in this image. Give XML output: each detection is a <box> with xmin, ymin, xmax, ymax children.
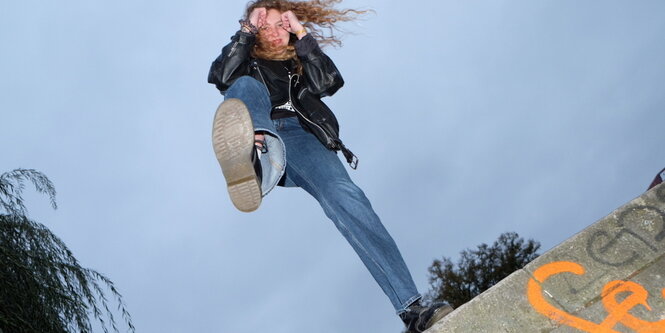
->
<box><xmin>0</xmin><ymin>169</ymin><xmax>134</xmax><ymax>333</ymax></box>
<box><xmin>425</xmin><ymin>232</ymin><xmax>540</xmax><ymax>309</ymax></box>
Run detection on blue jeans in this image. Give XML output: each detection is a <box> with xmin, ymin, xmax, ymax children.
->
<box><xmin>223</xmin><ymin>76</ymin><xmax>421</xmax><ymax>314</ymax></box>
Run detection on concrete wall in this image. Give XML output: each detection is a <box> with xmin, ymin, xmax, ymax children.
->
<box><xmin>426</xmin><ymin>183</ymin><xmax>665</xmax><ymax>333</ymax></box>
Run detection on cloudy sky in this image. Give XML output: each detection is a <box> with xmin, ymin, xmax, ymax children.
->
<box><xmin>2</xmin><ymin>0</ymin><xmax>664</xmax><ymax>332</ymax></box>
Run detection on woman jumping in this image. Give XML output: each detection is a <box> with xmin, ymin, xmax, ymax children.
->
<box><xmin>207</xmin><ymin>1</ymin><xmax>452</xmax><ymax>331</ymax></box>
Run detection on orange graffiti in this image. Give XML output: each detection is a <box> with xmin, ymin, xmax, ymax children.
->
<box><xmin>527</xmin><ymin>261</ymin><xmax>665</xmax><ymax>333</ymax></box>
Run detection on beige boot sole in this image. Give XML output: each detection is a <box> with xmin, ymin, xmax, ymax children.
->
<box><xmin>212</xmin><ymin>98</ymin><xmax>261</xmax><ymax>212</ymax></box>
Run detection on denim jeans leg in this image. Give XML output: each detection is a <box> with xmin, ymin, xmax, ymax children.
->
<box><xmin>277</xmin><ymin>117</ymin><xmax>421</xmax><ymax>313</ymax></box>
<box><xmin>223</xmin><ymin>76</ymin><xmax>286</xmax><ymax>196</ymax></box>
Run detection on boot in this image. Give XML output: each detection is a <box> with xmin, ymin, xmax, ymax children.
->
<box><xmin>399</xmin><ymin>300</ymin><xmax>454</xmax><ymax>333</ymax></box>
<box><xmin>212</xmin><ymin>98</ymin><xmax>263</xmax><ymax>212</ymax></box>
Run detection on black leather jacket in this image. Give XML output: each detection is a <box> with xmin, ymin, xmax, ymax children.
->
<box><xmin>208</xmin><ymin>31</ymin><xmax>357</xmax><ymax>168</ymax></box>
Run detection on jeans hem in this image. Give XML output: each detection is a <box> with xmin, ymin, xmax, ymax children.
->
<box><xmin>255</xmin><ymin>128</ymin><xmax>286</xmax><ymax>196</ymax></box>
<box><xmin>395</xmin><ymin>294</ymin><xmax>423</xmax><ymax>315</ymax></box>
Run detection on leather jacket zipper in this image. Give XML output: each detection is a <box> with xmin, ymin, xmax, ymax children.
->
<box><xmin>288</xmin><ymin>73</ymin><xmax>335</xmax><ymax>148</ymax></box>
<box><xmin>248</xmin><ymin>60</ymin><xmax>356</xmax><ymax>168</ymax></box>
<box><xmin>252</xmin><ymin>60</ymin><xmax>269</xmax><ymax>92</ymax></box>
<box><xmin>228</xmin><ymin>41</ymin><xmax>239</xmax><ymax>57</ymax></box>
<box><xmin>252</xmin><ymin>61</ymin><xmax>335</xmax><ymax>148</ymax></box>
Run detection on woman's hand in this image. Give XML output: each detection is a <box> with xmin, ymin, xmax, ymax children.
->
<box><xmin>281</xmin><ymin>11</ymin><xmax>307</xmax><ymax>39</ymax></box>
<box><xmin>248</xmin><ymin>7</ymin><xmax>267</xmax><ymax>28</ymax></box>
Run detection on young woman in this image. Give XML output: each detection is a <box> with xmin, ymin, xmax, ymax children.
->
<box><xmin>208</xmin><ymin>1</ymin><xmax>452</xmax><ymax>331</ymax></box>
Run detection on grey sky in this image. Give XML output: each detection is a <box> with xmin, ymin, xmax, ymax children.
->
<box><xmin>1</xmin><ymin>0</ymin><xmax>664</xmax><ymax>332</ymax></box>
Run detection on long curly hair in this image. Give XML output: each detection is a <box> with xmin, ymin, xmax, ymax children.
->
<box><xmin>245</xmin><ymin>0</ymin><xmax>369</xmax><ymax>61</ymax></box>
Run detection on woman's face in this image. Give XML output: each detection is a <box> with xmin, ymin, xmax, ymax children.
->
<box><xmin>259</xmin><ymin>9</ymin><xmax>290</xmax><ymax>48</ymax></box>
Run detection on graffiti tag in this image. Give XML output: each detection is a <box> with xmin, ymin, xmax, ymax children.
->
<box><xmin>527</xmin><ymin>261</ymin><xmax>665</xmax><ymax>333</ymax></box>
<box><xmin>586</xmin><ymin>205</ymin><xmax>665</xmax><ymax>267</ymax></box>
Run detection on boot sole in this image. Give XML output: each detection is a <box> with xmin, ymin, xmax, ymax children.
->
<box><xmin>424</xmin><ymin>304</ymin><xmax>454</xmax><ymax>329</ymax></box>
<box><xmin>212</xmin><ymin>98</ymin><xmax>261</xmax><ymax>212</ymax></box>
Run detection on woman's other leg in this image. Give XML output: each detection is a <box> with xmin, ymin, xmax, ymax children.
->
<box><xmin>277</xmin><ymin>117</ymin><xmax>421</xmax><ymax>313</ymax></box>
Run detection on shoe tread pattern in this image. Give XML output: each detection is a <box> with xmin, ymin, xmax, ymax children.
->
<box><xmin>212</xmin><ymin>98</ymin><xmax>261</xmax><ymax>212</ymax></box>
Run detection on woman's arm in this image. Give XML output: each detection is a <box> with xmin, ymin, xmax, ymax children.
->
<box><xmin>281</xmin><ymin>10</ymin><xmax>344</xmax><ymax>97</ymax></box>
<box><xmin>208</xmin><ymin>8</ymin><xmax>266</xmax><ymax>94</ymax></box>
<box><xmin>207</xmin><ymin>31</ymin><xmax>255</xmax><ymax>94</ymax></box>
<box><xmin>295</xmin><ymin>34</ymin><xmax>345</xmax><ymax>97</ymax></box>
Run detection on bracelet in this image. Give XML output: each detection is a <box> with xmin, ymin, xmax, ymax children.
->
<box><xmin>295</xmin><ymin>28</ymin><xmax>307</xmax><ymax>36</ymax></box>
<box><xmin>239</xmin><ymin>19</ymin><xmax>258</xmax><ymax>34</ymax></box>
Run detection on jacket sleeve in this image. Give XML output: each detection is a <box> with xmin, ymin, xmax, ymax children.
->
<box><xmin>208</xmin><ymin>31</ymin><xmax>256</xmax><ymax>94</ymax></box>
<box><xmin>295</xmin><ymin>34</ymin><xmax>344</xmax><ymax>97</ymax></box>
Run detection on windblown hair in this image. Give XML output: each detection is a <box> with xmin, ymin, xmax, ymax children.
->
<box><xmin>245</xmin><ymin>0</ymin><xmax>369</xmax><ymax>60</ymax></box>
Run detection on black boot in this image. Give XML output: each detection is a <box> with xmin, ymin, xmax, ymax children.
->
<box><xmin>399</xmin><ymin>300</ymin><xmax>454</xmax><ymax>333</ymax></box>
<box><xmin>252</xmin><ymin>138</ymin><xmax>267</xmax><ymax>185</ymax></box>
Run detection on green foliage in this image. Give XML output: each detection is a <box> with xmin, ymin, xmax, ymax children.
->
<box><xmin>425</xmin><ymin>232</ymin><xmax>541</xmax><ymax>309</ymax></box>
<box><xmin>0</xmin><ymin>168</ymin><xmax>57</xmax><ymax>216</ymax></box>
<box><xmin>0</xmin><ymin>169</ymin><xmax>134</xmax><ymax>333</ymax></box>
